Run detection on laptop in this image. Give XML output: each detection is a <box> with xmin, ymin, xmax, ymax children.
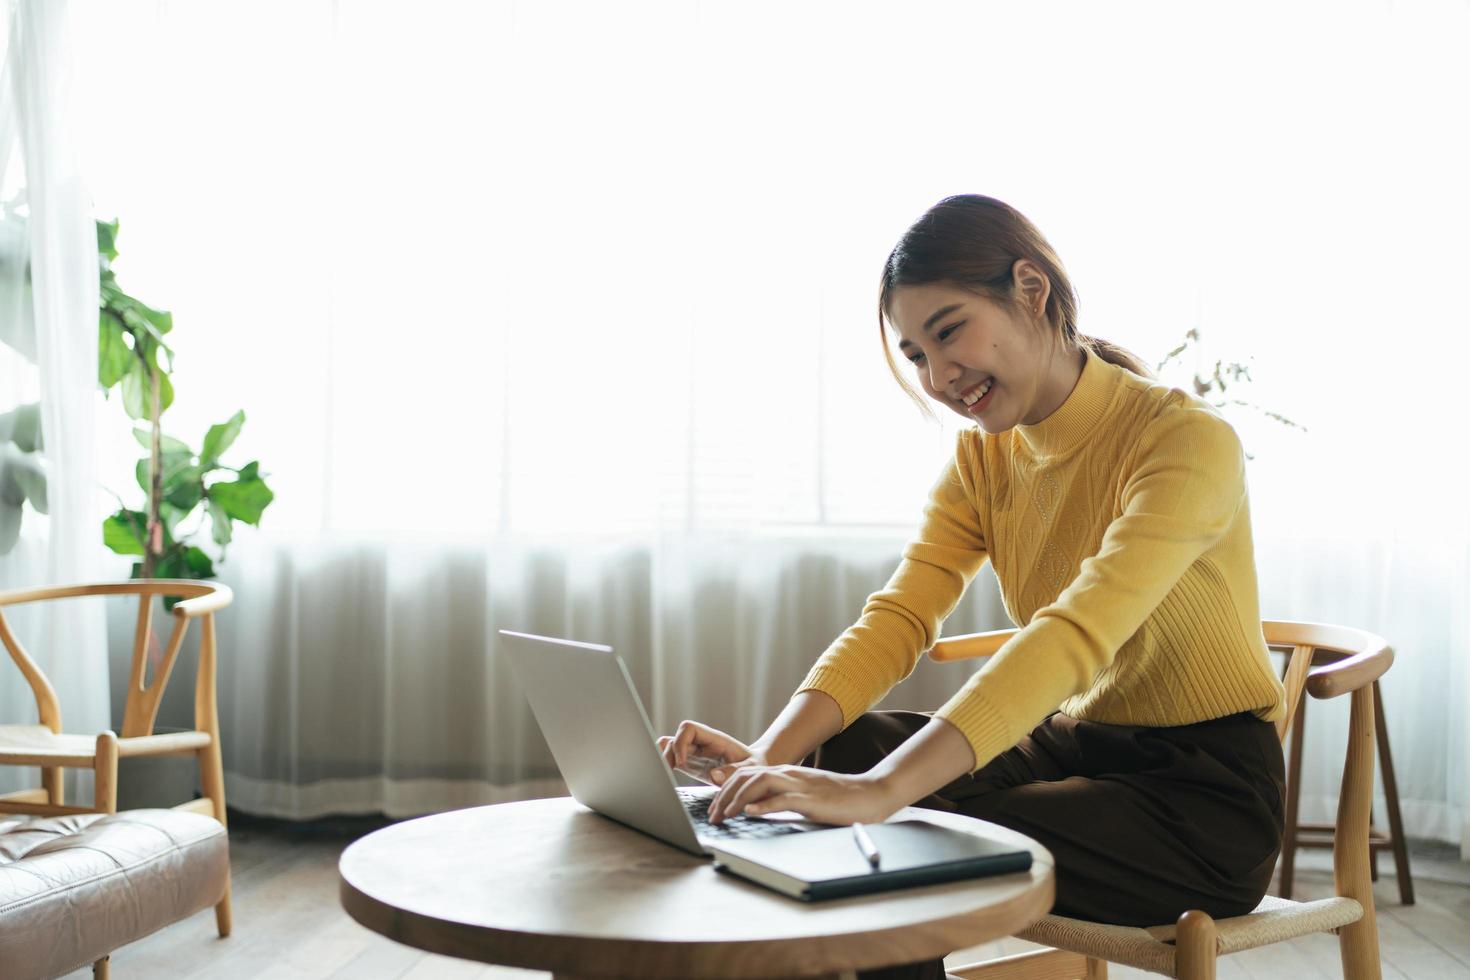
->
<box><xmin>497</xmin><ymin>629</ymin><xmax>830</xmax><ymax>857</ymax></box>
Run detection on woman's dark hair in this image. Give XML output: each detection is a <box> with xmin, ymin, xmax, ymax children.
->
<box><xmin>879</xmin><ymin>194</ymin><xmax>1152</xmax><ymax>420</ymax></box>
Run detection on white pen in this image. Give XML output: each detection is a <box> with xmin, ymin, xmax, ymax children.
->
<box><xmin>852</xmin><ymin>822</ymin><xmax>881</xmax><ymax>869</ymax></box>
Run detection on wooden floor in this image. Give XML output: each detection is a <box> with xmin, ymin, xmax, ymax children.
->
<box><xmin>59</xmin><ymin>813</ymin><xmax>1470</xmax><ymax>980</ymax></box>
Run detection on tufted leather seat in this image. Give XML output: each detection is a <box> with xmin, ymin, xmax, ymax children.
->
<box><xmin>0</xmin><ymin>809</ymin><xmax>229</xmax><ymax>980</ymax></box>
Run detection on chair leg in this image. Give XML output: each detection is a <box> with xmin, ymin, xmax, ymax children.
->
<box><xmin>1339</xmin><ymin>917</ymin><xmax>1384</xmax><ymax>980</ymax></box>
<box><xmin>1369</xmin><ymin>811</ymin><xmax>1379</xmax><ymax>882</ymax></box>
<box><xmin>1085</xmin><ymin>958</ymin><xmax>1107</xmax><ymax>979</ymax></box>
<box><xmin>197</xmin><ymin>741</ymin><xmax>228</xmax><ymax>827</ymax></box>
<box><xmin>42</xmin><ymin>765</ymin><xmax>64</xmax><ymax>806</ymax></box>
<box><xmin>1371</xmin><ymin>680</ymin><xmax>1414</xmax><ymax>905</ymax></box>
<box><xmin>1176</xmin><ymin>910</ymin><xmax>1218</xmax><ymax>980</ymax></box>
<box><xmin>215</xmin><ymin>876</ymin><xmax>233</xmax><ymax>938</ymax></box>
<box><xmin>1279</xmin><ymin>695</ymin><xmax>1306</xmax><ymax>899</ymax></box>
<box><xmin>94</xmin><ymin>732</ymin><xmax>118</xmax><ymax>814</ymax></box>
<box><xmin>195</xmin><ymin>739</ymin><xmax>232</xmax><ymax>938</ymax></box>
<box><xmin>93</xmin><ymin>955</ymin><xmax>109</xmax><ymax>979</ymax></box>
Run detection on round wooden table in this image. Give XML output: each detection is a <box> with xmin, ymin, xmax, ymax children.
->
<box><xmin>339</xmin><ymin>797</ymin><xmax>1055</xmax><ymax>980</ymax></box>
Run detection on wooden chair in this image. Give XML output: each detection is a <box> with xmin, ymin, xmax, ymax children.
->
<box><xmin>932</xmin><ymin>620</ymin><xmax>1391</xmax><ymax>980</ymax></box>
<box><xmin>1280</xmin><ymin>654</ymin><xmax>1413</xmax><ymax>904</ymax></box>
<box><xmin>0</xmin><ymin>580</ymin><xmax>234</xmax><ymax>939</ymax></box>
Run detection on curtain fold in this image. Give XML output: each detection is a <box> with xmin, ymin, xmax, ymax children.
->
<box><xmin>0</xmin><ymin>0</ymin><xmax>107</xmax><ymax>797</ymax></box>
<box><xmin>69</xmin><ymin>0</ymin><xmax>1468</xmax><ymax>845</ymax></box>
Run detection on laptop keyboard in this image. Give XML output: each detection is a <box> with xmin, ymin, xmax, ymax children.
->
<box><xmin>680</xmin><ymin>792</ymin><xmax>808</xmax><ymax>840</ymax></box>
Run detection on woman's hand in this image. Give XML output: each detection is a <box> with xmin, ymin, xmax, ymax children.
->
<box><xmin>707</xmin><ymin>764</ymin><xmax>902</xmax><ymax>827</ymax></box>
<box><xmin>658</xmin><ymin>720</ymin><xmax>768</xmax><ymax>785</ymax></box>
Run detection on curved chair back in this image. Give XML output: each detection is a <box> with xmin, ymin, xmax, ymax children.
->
<box><xmin>0</xmin><ymin>580</ymin><xmax>233</xmax><ymax>744</ymax></box>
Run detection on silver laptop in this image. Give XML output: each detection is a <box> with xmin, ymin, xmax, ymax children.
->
<box><xmin>498</xmin><ymin>629</ymin><xmax>829</xmax><ymax>857</ymax></box>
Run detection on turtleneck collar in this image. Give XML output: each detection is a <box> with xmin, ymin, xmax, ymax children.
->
<box><xmin>1014</xmin><ymin>348</ymin><xmax>1121</xmax><ymax>458</ymax></box>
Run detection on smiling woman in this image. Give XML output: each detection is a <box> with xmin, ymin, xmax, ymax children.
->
<box><xmin>662</xmin><ymin>194</ymin><xmax>1291</xmax><ymax>980</ymax></box>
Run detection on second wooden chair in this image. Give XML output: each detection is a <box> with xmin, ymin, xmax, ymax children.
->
<box><xmin>932</xmin><ymin>619</ymin><xmax>1391</xmax><ymax>980</ymax></box>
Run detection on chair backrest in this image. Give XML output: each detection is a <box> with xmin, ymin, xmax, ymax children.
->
<box><xmin>0</xmin><ymin>580</ymin><xmax>233</xmax><ymax>737</ymax></box>
<box><xmin>928</xmin><ymin>620</ymin><xmax>1391</xmax><ymax>748</ymax></box>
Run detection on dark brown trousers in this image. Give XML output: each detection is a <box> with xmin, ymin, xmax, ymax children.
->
<box><xmin>802</xmin><ymin>709</ymin><xmax>1285</xmax><ymax>980</ymax></box>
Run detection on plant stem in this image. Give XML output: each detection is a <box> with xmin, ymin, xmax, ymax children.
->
<box><xmin>143</xmin><ymin>369</ymin><xmax>163</xmax><ymax>579</ymax></box>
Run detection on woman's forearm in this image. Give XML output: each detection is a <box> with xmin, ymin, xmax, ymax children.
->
<box><xmin>749</xmin><ymin>689</ymin><xmax>845</xmax><ymax>765</ymax></box>
<box><xmin>866</xmin><ymin>716</ymin><xmax>976</xmax><ymax>808</ymax></box>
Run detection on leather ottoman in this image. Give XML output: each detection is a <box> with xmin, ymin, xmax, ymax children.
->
<box><xmin>0</xmin><ymin>809</ymin><xmax>229</xmax><ymax>980</ymax></box>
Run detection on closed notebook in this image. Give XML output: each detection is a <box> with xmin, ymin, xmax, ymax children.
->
<box><xmin>707</xmin><ymin>819</ymin><xmax>1032</xmax><ymax>902</ymax></box>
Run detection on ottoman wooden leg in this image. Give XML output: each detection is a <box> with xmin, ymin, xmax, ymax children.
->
<box><xmin>216</xmin><ymin>876</ymin><xmax>233</xmax><ymax>938</ymax></box>
<box><xmin>93</xmin><ymin>955</ymin><xmax>109</xmax><ymax>979</ymax></box>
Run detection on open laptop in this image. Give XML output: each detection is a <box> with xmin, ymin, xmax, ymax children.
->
<box><xmin>497</xmin><ymin>629</ymin><xmax>830</xmax><ymax>857</ymax></box>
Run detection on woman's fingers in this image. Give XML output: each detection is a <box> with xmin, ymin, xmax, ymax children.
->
<box><xmin>709</xmin><ymin>768</ymin><xmax>897</xmax><ymax>827</ymax></box>
<box><xmin>708</xmin><ymin>767</ymin><xmax>754</xmax><ymax>821</ymax></box>
<box><xmin>711</xmin><ymin>767</ymin><xmax>799</xmax><ymax>822</ymax></box>
<box><xmin>673</xmin><ymin>720</ymin><xmax>718</xmax><ymax>768</ymax></box>
<box><xmin>742</xmin><ymin>792</ymin><xmax>810</xmax><ymax>818</ymax></box>
<box><xmin>668</xmin><ymin>722</ymin><xmax>691</xmax><ymax>768</ymax></box>
<box><xmin>660</xmin><ymin>721</ymin><xmax>758</xmax><ymax>783</ymax></box>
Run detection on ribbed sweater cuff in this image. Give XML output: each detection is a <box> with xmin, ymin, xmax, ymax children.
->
<box><xmin>795</xmin><ymin>664</ymin><xmax>878</xmax><ymax>729</ymax></box>
<box><xmin>932</xmin><ymin>688</ymin><xmax>1014</xmax><ymax>774</ymax></box>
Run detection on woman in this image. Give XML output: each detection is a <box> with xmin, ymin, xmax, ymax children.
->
<box><xmin>659</xmin><ymin>194</ymin><xmax>1286</xmax><ymax>978</ymax></box>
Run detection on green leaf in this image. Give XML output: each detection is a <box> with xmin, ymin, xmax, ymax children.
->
<box><xmin>164</xmin><ymin>465</ymin><xmax>205</xmax><ymax>511</ymax></box>
<box><xmin>119</xmin><ymin>361</ymin><xmax>173</xmax><ymax>420</ymax></box>
<box><xmin>236</xmin><ymin>461</ymin><xmax>259</xmax><ymax>481</ymax></box>
<box><xmin>0</xmin><ymin>402</ymin><xmax>42</xmax><ymax>452</ymax></box>
<box><xmin>7</xmin><ymin>451</ymin><xmax>47</xmax><ymax>515</ymax></box>
<box><xmin>183</xmin><ymin>545</ymin><xmax>214</xmax><ymax>577</ymax></box>
<box><xmin>115</xmin><ymin>293</ymin><xmax>173</xmax><ymax>337</ymax></box>
<box><xmin>0</xmin><ymin>500</ymin><xmax>18</xmax><ymax>554</ymax></box>
<box><xmin>156</xmin><ymin>367</ymin><xmax>174</xmax><ymax>415</ymax></box>
<box><xmin>209</xmin><ymin>476</ymin><xmax>274</xmax><ymax>526</ymax></box>
<box><xmin>98</xmin><ymin>312</ymin><xmax>132</xmax><ymax>389</ymax></box>
<box><xmin>149</xmin><ymin>545</ymin><xmax>213</xmax><ymax>586</ymax></box>
<box><xmin>131</xmin><ymin>427</ymin><xmax>192</xmax><ymax>456</ymax></box>
<box><xmin>0</xmin><ymin>470</ymin><xmax>24</xmax><ymax>508</ymax></box>
<box><xmin>201</xmin><ymin>411</ymin><xmax>245</xmax><ymax>466</ymax></box>
<box><xmin>145</xmin><ymin>545</ymin><xmax>214</xmax><ymax>609</ymax></box>
<box><xmin>103</xmin><ymin>510</ymin><xmax>148</xmax><ymax>556</ymax></box>
<box><xmin>135</xmin><ymin>451</ymin><xmax>194</xmax><ymax>499</ymax></box>
<box><xmin>151</xmin><ymin>546</ymin><xmax>186</xmax><ymax>578</ymax></box>
<box><xmin>96</xmin><ymin>219</ymin><xmax>119</xmax><ymax>262</ymax></box>
<box><xmin>120</xmin><ymin>360</ymin><xmax>149</xmax><ymax>420</ymax></box>
<box><xmin>208</xmin><ymin>498</ymin><xmax>233</xmax><ymax>548</ymax></box>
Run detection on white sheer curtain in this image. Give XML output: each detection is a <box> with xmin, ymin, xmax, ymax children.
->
<box><xmin>0</xmin><ymin>0</ymin><xmax>108</xmax><ymax>797</ymax></box>
<box><xmin>69</xmin><ymin>0</ymin><xmax>1469</xmax><ymax>849</ymax></box>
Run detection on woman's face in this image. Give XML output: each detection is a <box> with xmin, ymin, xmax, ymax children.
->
<box><xmin>888</xmin><ymin>272</ymin><xmax>1057</xmax><ymax>433</ymax></box>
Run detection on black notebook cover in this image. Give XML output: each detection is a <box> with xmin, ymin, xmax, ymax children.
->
<box><xmin>707</xmin><ymin>819</ymin><xmax>1032</xmax><ymax>901</ymax></box>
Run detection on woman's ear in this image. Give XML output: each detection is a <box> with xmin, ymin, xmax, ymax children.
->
<box><xmin>1011</xmin><ymin>258</ymin><xmax>1051</xmax><ymax>319</ymax></box>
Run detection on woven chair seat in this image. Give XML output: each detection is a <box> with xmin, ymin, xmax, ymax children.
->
<box><xmin>0</xmin><ymin>724</ymin><xmax>99</xmax><ymax>766</ymax></box>
<box><xmin>1015</xmin><ymin>895</ymin><xmax>1365</xmax><ymax>976</ymax></box>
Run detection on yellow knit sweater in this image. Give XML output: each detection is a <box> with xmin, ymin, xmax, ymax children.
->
<box><xmin>796</xmin><ymin>349</ymin><xmax>1287</xmax><ymax>773</ymax></box>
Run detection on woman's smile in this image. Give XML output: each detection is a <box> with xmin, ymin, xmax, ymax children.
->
<box><xmin>958</xmin><ymin>378</ymin><xmax>995</xmax><ymax>414</ymax></box>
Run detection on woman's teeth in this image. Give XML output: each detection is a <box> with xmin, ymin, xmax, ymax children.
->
<box><xmin>960</xmin><ymin>380</ymin><xmax>992</xmax><ymax>406</ymax></box>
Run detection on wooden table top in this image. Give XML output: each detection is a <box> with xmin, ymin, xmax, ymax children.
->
<box><xmin>339</xmin><ymin>796</ymin><xmax>1055</xmax><ymax>980</ymax></box>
